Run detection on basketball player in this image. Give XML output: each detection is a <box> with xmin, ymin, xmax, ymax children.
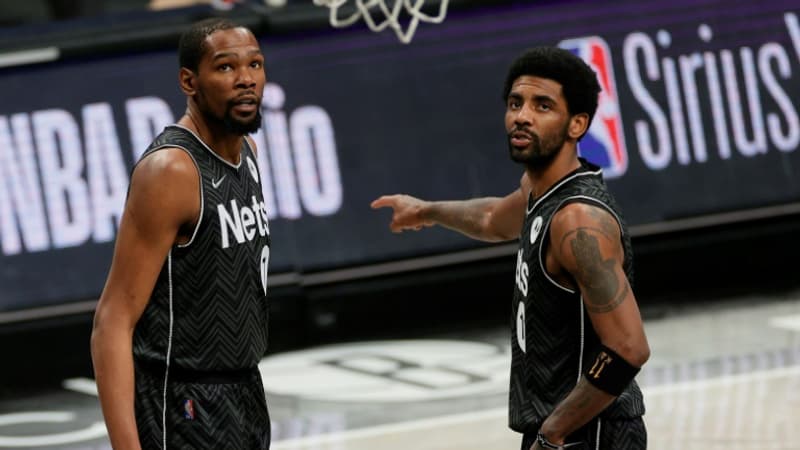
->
<box><xmin>91</xmin><ymin>18</ymin><xmax>271</xmax><ymax>449</ymax></box>
<box><xmin>371</xmin><ymin>47</ymin><xmax>649</xmax><ymax>449</ymax></box>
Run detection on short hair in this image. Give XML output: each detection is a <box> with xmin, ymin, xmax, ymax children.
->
<box><xmin>502</xmin><ymin>46</ymin><xmax>601</xmax><ymax>125</ymax></box>
<box><xmin>178</xmin><ymin>18</ymin><xmax>241</xmax><ymax>72</ymax></box>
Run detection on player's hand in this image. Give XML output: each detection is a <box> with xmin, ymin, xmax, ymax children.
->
<box><xmin>370</xmin><ymin>194</ymin><xmax>433</xmax><ymax>233</ymax></box>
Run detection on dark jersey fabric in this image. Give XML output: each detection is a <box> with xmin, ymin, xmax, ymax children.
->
<box><xmin>131</xmin><ymin>125</ymin><xmax>272</xmax><ymax>449</ymax></box>
<box><xmin>508</xmin><ymin>159</ymin><xmax>645</xmax><ymax>434</ymax></box>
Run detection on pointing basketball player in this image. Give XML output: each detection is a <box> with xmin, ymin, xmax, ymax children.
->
<box><xmin>91</xmin><ymin>18</ymin><xmax>272</xmax><ymax>449</ymax></box>
<box><xmin>372</xmin><ymin>47</ymin><xmax>650</xmax><ymax>449</ymax></box>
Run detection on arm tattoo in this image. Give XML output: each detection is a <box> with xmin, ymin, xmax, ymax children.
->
<box><xmin>430</xmin><ymin>198</ymin><xmax>495</xmax><ymax>239</ymax></box>
<box><xmin>545</xmin><ymin>377</ymin><xmax>598</xmax><ymax>424</ymax></box>
<box><xmin>586</xmin><ymin>207</ymin><xmax>619</xmax><ymax>240</ymax></box>
<box><xmin>588</xmin><ymin>282</ymin><xmax>628</xmax><ymax>313</ymax></box>
<box><xmin>567</xmin><ymin>229</ymin><xmax>627</xmax><ymax>314</ymax></box>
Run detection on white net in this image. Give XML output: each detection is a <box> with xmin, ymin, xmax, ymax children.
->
<box><xmin>312</xmin><ymin>0</ymin><xmax>449</xmax><ymax>44</ymax></box>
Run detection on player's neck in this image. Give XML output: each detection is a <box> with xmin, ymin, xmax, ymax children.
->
<box><xmin>525</xmin><ymin>148</ymin><xmax>581</xmax><ymax>198</ymax></box>
<box><xmin>180</xmin><ymin>110</ymin><xmax>243</xmax><ymax>165</ymax></box>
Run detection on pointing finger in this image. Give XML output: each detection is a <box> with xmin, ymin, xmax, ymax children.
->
<box><xmin>371</xmin><ymin>196</ymin><xmax>394</xmax><ymax>209</ymax></box>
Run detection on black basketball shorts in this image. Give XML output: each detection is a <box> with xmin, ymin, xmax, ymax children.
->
<box><xmin>134</xmin><ymin>363</ymin><xmax>271</xmax><ymax>449</ymax></box>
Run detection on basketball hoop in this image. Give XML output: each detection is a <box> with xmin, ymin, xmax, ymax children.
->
<box><xmin>312</xmin><ymin>0</ymin><xmax>449</xmax><ymax>44</ymax></box>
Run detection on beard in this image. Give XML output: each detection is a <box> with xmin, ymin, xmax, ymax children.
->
<box><xmin>223</xmin><ymin>107</ymin><xmax>262</xmax><ymax>135</ymax></box>
<box><xmin>197</xmin><ymin>91</ymin><xmax>263</xmax><ymax>135</ymax></box>
<box><xmin>508</xmin><ymin>122</ymin><xmax>569</xmax><ymax>168</ymax></box>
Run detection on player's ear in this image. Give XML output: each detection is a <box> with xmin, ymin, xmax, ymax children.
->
<box><xmin>568</xmin><ymin>113</ymin><xmax>589</xmax><ymax>140</ymax></box>
<box><xmin>179</xmin><ymin>68</ymin><xmax>197</xmax><ymax>95</ymax></box>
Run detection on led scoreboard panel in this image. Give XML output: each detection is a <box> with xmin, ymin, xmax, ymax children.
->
<box><xmin>1</xmin><ymin>0</ymin><xmax>798</xmax><ymax>314</ymax></box>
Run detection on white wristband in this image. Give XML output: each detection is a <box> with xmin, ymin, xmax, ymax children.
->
<box><xmin>536</xmin><ymin>432</ymin><xmax>583</xmax><ymax>449</ymax></box>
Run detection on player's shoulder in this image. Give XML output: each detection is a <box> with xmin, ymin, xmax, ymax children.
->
<box><xmin>519</xmin><ymin>171</ymin><xmax>532</xmax><ymax>197</ymax></box>
<box><xmin>548</xmin><ymin>201</ymin><xmax>624</xmax><ymax>271</ymax></box>
<box><xmin>245</xmin><ymin>135</ymin><xmax>259</xmax><ymax>156</ymax></box>
<box><xmin>127</xmin><ymin>147</ymin><xmax>200</xmax><ymax>223</ymax></box>
<box><xmin>134</xmin><ymin>147</ymin><xmax>198</xmax><ymax>187</ymax></box>
<box><xmin>550</xmin><ymin>201</ymin><xmax>620</xmax><ymax>241</ymax></box>
<box><xmin>554</xmin><ymin>200</ymin><xmax>609</xmax><ymax>220</ymax></box>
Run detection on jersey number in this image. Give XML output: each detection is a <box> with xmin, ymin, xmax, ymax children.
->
<box><xmin>260</xmin><ymin>245</ymin><xmax>270</xmax><ymax>296</ymax></box>
<box><xmin>516</xmin><ymin>301</ymin><xmax>526</xmax><ymax>353</ymax></box>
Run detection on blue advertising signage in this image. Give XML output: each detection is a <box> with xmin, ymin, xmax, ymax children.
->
<box><xmin>1</xmin><ymin>0</ymin><xmax>799</xmax><ymax>315</ymax></box>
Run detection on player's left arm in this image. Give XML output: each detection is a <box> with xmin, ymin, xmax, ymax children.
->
<box><xmin>536</xmin><ymin>202</ymin><xmax>650</xmax><ymax>447</ymax></box>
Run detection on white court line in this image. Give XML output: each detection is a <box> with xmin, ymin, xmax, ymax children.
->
<box><xmin>63</xmin><ymin>364</ymin><xmax>800</xmax><ymax>447</ymax></box>
<box><xmin>271</xmin><ymin>364</ymin><xmax>800</xmax><ymax>448</ymax></box>
<box><xmin>0</xmin><ymin>47</ymin><xmax>59</xmax><ymax>68</ymax></box>
<box><xmin>642</xmin><ymin>364</ymin><xmax>800</xmax><ymax>396</ymax></box>
<box><xmin>272</xmin><ymin>406</ymin><xmax>508</xmax><ymax>448</ymax></box>
<box><xmin>63</xmin><ymin>378</ymin><xmax>98</xmax><ymax>397</ymax></box>
<box><xmin>0</xmin><ymin>412</ymin><xmax>107</xmax><ymax>447</ymax></box>
<box><xmin>769</xmin><ymin>314</ymin><xmax>800</xmax><ymax>331</ymax></box>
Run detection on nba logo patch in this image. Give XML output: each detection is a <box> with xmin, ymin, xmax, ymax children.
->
<box><xmin>559</xmin><ymin>36</ymin><xmax>628</xmax><ymax>178</ymax></box>
<box><xmin>182</xmin><ymin>399</ymin><xmax>195</xmax><ymax>420</ymax></box>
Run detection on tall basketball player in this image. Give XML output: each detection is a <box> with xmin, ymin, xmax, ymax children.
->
<box><xmin>91</xmin><ymin>18</ymin><xmax>272</xmax><ymax>449</ymax></box>
<box><xmin>372</xmin><ymin>47</ymin><xmax>650</xmax><ymax>449</ymax></box>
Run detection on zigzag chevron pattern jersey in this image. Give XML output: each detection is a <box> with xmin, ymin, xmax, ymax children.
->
<box><xmin>509</xmin><ymin>159</ymin><xmax>644</xmax><ymax>435</ymax></box>
<box><xmin>133</xmin><ymin>125</ymin><xmax>271</xmax><ymax>371</ymax></box>
<box><xmin>130</xmin><ymin>125</ymin><xmax>272</xmax><ymax>448</ymax></box>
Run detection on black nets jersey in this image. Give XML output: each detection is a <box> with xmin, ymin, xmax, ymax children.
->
<box><xmin>133</xmin><ymin>125</ymin><xmax>271</xmax><ymax>371</ymax></box>
<box><xmin>508</xmin><ymin>159</ymin><xmax>645</xmax><ymax>433</ymax></box>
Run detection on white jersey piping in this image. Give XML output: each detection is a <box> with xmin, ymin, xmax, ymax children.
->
<box><xmin>172</xmin><ymin>124</ymin><xmax>243</xmax><ymax>169</ymax></box>
<box><xmin>525</xmin><ymin>167</ymin><xmax>603</xmax><ymax>216</ymax></box>
<box><xmin>175</xmin><ymin>148</ymin><xmax>203</xmax><ymax>249</ymax></box>
<box><xmin>240</xmin><ymin>137</ymin><xmax>263</xmax><ymax>183</ymax></box>
<box><xmin>538</xmin><ymin>195</ymin><xmax>624</xmax><ymax>293</ymax></box>
<box><xmin>577</xmin><ymin>296</ymin><xmax>585</xmax><ymax>384</ymax></box>
<box><xmin>137</xmin><ymin>144</ymin><xmax>204</xmax><ymax>248</ymax></box>
<box><xmin>595</xmin><ymin>417</ymin><xmax>602</xmax><ymax>450</ymax></box>
<box><xmin>161</xmin><ymin>250</ymin><xmax>174</xmax><ymax>450</ymax></box>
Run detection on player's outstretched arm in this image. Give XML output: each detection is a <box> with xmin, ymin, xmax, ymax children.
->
<box><xmin>370</xmin><ymin>175</ymin><xmax>529</xmax><ymax>242</ymax></box>
<box><xmin>370</xmin><ymin>192</ymin><xmax>524</xmax><ymax>242</ymax></box>
<box><xmin>534</xmin><ymin>202</ymin><xmax>650</xmax><ymax>447</ymax></box>
<box><xmin>90</xmin><ymin>149</ymin><xmax>199</xmax><ymax>450</ymax></box>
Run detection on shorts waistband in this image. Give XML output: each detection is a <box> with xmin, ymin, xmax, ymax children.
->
<box><xmin>135</xmin><ymin>358</ymin><xmax>259</xmax><ymax>384</ymax></box>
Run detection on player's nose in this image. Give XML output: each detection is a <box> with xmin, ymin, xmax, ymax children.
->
<box><xmin>514</xmin><ymin>103</ymin><xmax>534</xmax><ymax>126</ymax></box>
<box><xmin>236</xmin><ymin>67</ymin><xmax>256</xmax><ymax>89</ymax></box>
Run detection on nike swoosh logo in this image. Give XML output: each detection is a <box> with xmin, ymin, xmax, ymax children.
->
<box><xmin>212</xmin><ymin>175</ymin><xmax>226</xmax><ymax>188</ymax></box>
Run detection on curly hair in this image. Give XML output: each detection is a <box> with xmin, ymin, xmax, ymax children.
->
<box><xmin>502</xmin><ymin>46</ymin><xmax>601</xmax><ymax>126</ymax></box>
<box><xmin>178</xmin><ymin>18</ymin><xmax>241</xmax><ymax>72</ymax></box>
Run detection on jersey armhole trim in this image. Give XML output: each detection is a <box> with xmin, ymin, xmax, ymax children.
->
<box><xmin>538</xmin><ymin>213</ymin><xmax>577</xmax><ymax>294</ymax></box>
<box><xmin>173</xmin><ymin>123</ymin><xmax>243</xmax><ymax>169</ymax></box>
<box><xmin>137</xmin><ymin>145</ymin><xmax>204</xmax><ymax>249</ymax></box>
<box><xmin>176</xmin><ymin>148</ymin><xmax>203</xmax><ymax>249</ymax></box>
<box><xmin>242</xmin><ymin>137</ymin><xmax>264</xmax><ymax>183</ymax></box>
<box><xmin>537</xmin><ymin>195</ymin><xmax>623</xmax><ymax>294</ymax></box>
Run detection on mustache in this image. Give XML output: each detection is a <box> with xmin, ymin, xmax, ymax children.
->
<box><xmin>508</xmin><ymin>126</ymin><xmax>536</xmax><ymax>140</ymax></box>
<box><xmin>228</xmin><ymin>91</ymin><xmax>260</xmax><ymax>107</ymax></box>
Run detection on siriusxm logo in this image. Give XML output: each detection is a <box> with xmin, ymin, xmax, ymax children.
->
<box><xmin>560</xmin><ymin>36</ymin><xmax>628</xmax><ymax>178</ymax></box>
<box><xmin>218</xmin><ymin>196</ymin><xmax>270</xmax><ymax>249</ymax></box>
